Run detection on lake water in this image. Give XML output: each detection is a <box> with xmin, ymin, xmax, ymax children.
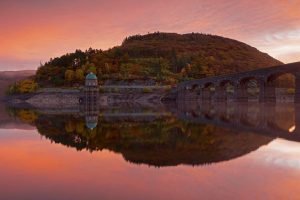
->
<box><xmin>1</xmin><ymin>102</ymin><xmax>300</xmax><ymax>200</ymax></box>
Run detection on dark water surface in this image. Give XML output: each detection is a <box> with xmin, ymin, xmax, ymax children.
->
<box><xmin>1</xmin><ymin>102</ymin><xmax>300</xmax><ymax>200</ymax></box>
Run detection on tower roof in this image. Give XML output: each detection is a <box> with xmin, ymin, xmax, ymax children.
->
<box><xmin>86</xmin><ymin>122</ymin><xmax>97</xmax><ymax>130</ymax></box>
<box><xmin>86</xmin><ymin>72</ymin><xmax>97</xmax><ymax>80</ymax></box>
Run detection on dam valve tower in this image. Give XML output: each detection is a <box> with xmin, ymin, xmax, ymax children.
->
<box><xmin>81</xmin><ymin>72</ymin><xmax>99</xmax><ymax>130</ymax></box>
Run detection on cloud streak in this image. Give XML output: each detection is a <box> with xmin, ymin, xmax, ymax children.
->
<box><xmin>0</xmin><ymin>0</ymin><xmax>300</xmax><ymax>70</ymax></box>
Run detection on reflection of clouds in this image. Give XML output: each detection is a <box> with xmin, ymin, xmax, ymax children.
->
<box><xmin>256</xmin><ymin>139</ymin><xmax>300</xmax><ymax>169</ymax></box>
<box><xmin>289</xmin><ymin>125</ymin><xmax>296</xmax><ymax>133</ymax></box>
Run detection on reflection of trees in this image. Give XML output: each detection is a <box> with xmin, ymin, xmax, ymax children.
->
<box><xmin>12</xmin><ymin>111</ymin><xmax>274</xmax><ymax>167</ymax></box>
<box><xmin>7</xmin><ymin>108</ymin><xmax>38</xmax><ymax>124</ymax></box>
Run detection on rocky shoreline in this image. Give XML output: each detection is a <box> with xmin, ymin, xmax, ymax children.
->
<box><xmin>4</xmin><ymin>88</ymin><xmax>168</xmax><ymax>109</ymax></box>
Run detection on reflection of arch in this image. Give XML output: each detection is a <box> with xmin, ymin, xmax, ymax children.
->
<box><xmin>219</xmin><ymin>114</ymin><xmax>231</xmax><ymax>123</ymax></box>
<box><xmin>240</xmin><ymin>117</ymin><xmax>259</xmax><ymax>128</ymax></box>
<box><xmin>202</xmin><ymin>109</ymin><xmax>216</xmax><ymax>120</ymax></box>
<box><xmin>266</xmin><ymin>121</ymin><xmax>291</xmax><ymax>133</ymax></box>
<box><xmin>244</xmin><ymin>109</ymin><xmax>261</xmax><ymax>127</ymax></box>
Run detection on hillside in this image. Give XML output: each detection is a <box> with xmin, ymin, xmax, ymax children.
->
<box><xmin>35</xmin><ymin>32</ymin><xmax>282</xmax><ymax>87</ymax></box>
<box><xmin>121</xmin><ymin>33</ymin><xmax>282</xmax><ymax>74</ymax></box>
<box><xmin>0</xmin><ymin>70</ymin><xmax>36</xmax><ymax>97</ymax></box>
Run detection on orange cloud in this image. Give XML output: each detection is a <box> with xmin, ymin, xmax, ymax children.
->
<box><xmin>0</xmin><ymin>0</ymin><xmax>300</xmax><ymax>70</ymax></box>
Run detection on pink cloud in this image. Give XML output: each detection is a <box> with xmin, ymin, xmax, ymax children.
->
<box><xmin>0</xmin><ymin>0</ymin><xmax>299</xmax><ymax>70</ymax></box>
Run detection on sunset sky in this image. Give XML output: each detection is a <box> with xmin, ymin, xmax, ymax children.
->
<box><xmin>1</xmin><ymin>0</ymin><xmax>300</xmax><ymax>71</ymax></box>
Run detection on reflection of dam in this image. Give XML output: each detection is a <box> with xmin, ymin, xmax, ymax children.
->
<box><xmin>175</xmin><ymin>102</ymin><xmax>300</xmax><ymax>142</ymax></box>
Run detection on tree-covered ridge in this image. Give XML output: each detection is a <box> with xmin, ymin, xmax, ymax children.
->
<box><xmin>35</xmin><ymin>32</ymin><xmax>282</xmax><ymax>87</ymax></box>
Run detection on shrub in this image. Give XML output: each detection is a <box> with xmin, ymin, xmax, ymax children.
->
<box><xmin>142</xmin><ymin>88</ymin><xmax>152</xmax><ymax>93</ymax></box>
<box><xmin>287</xmin><ymin>88</ymin><xmax>295</xmax><ymax>94</ymax></box>
<box><xmin>99</xmin><ymin>87</ymin><xmax>105</xmax><ymax>93</ymax></box>
<box><xmin>6</xmin><ymin>79</ymin><xmax>38</xmax><ymax>95</ymax></box>
<box><xmin>111</xmin><ymin>87</ymin><xmax>119</xmax><ymax>93</ymax></box>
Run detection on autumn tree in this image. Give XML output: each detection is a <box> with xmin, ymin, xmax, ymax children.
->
<box><xmin>65</xmin><ymin>69</ymin><xmax>75</xmax><ymax>82</ymax></box>
<box><xmin>17</xmin><ymin>110</ymin><xmax>38</xmax><ymax>123</ymax></box>
<box><xmin>65</xmin><ymin>120</ymin><xmax>76</xmax><ymax>133</ymax></box>
<box><xmin>19</xmin><ymin>79</ymin><xmax>38</xmax><ymax>93</ymax></box>
<box><xmin>75</xmin><ymin>69</ymin><xmax>84</xmax><ymax>81</ymax></box>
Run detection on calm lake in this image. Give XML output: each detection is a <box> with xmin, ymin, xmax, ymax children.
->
<box><xmin>1</xmin><ymin>102</ymin><xmax>300</xmax><ymax>200</ymax></box>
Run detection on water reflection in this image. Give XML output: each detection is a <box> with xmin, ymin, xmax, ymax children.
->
<box><xmin>7</xmin><ymin>102</ymin><xmax>300</xmax><ymax>167</ymax></box>
<box><xmin>174</xmin><ymin>102</ymin><xmax>300</xmax><ymax>141</ymax></box>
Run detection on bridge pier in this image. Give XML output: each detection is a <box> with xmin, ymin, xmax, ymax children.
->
<box><xmin>294</xmin><ymin>104</ymin><xmax>300</xmax><ymax>134</ymax></box>
<box><xmin>295</xmin><ymin>75</ymin><xmax>300</xmax><ymax>103</ymax></box>
<box><xmin>202</xmin><ymin>87</ymin><xmax>212</xmax><ymax>101</ymax></box>
<box><xmin>177</xmin><ymin>87</ymin><xmax>199</xmax><ymax>101</ymax></box>
<box><xmin>233</xmin><ymin>83</ymin><xmax>248</xmax><ymax>102</ymax></box>
<box><xmin>177</xmin><ymin>88</ymin><xmax>185</xmax><ymax>102</ymax></box>
<box><xmin>259</xmin><ymin>80</ymin><xmax>276</xmax><ymax>102</ymax></box>
<box><xmin>215</xmin><ymin>103</ymin><xmax>229</xmax><ymax>121</ymax></box>
<box><xmin>258</xmin><ymin>80</ymin><xmax>265</xmax><ymax>102</ymax></box>
<box><xmin>214</xmin><ymin>86</ymin><xmax>227</xmax><ymax>102</ymax></box>
<box><xmin>187</xmin><ymin>92</ymin><xmax>198</xmax><ymax>101</ymax></box>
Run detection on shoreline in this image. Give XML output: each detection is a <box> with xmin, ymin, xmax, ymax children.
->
<box><xmin>4</xmin><ymin>87</ymin><xmax>169</xmax><ymax>109</ymax></box>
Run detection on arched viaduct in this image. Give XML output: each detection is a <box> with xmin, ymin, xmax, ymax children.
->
<box><xmin>177</xmin><ymin>62</ymin><xmax>300</xmax><ymax>103</ymax></box>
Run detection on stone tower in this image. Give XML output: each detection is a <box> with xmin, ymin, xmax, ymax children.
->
<box><xmin>82</xmin><ymin>72</ymin><xmax>99</xmax><ymax>129</ymax></box>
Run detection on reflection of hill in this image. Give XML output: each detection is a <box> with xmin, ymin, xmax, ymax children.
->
<box><xmin>119</xmin><ymin>130</ymin><xmax>272</xmax><ymax>166</ymax></box>
<box><xmin>34</xmin><ymin>114</ymin><xmax>273</xmax><ymax>167</ymax></box>
<box><xmin>0</xmin><ymin>104</ymin><xmax>35</xmax><ymax>130</ymax></box>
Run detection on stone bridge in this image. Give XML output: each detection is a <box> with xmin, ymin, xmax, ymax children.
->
<box><xmin>177</xmin><ymin>62</ymin><xmax>300</xmax><ymax>102</ymax></box>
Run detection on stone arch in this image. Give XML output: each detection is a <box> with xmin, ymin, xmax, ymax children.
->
<box><xmin>265</xmin><ymin>72</ymin><xmax>296</xmax><ymax>102</ymax></box>
<box><xmin>203</xmin><ymin>82</ymin><xmax>215</xmax><ymax>88</ymax></box>
<box><xmin>215</xmin><ymin>79</ymin><xmax>235</xmax><ymax>101</ymax></box>
<box><xmin>234</xmin><ymin>76</ymin><xmax>260</xmax><ymax>102</ymax></box>
<box><xmin>190</xmin><ymin>84</ymin><xmax>202</xmax><ymax>94</ymax></box>
<box><xmin>201</xmin><ymin>82</ymin><xmax>215</xmax><ymax>101</ymax></box>
<box><xmin>219</xmin><ymin>79</ymin><xmax>234</xmax><ymax>87</ymax></box>
<box><xmin>238</xmin><ymin>76</ymin><xmax>259</xmax><ymax>86</ymax></box>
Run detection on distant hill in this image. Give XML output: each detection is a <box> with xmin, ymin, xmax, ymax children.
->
<box><xmin>0</xmin><ymin>70</ymin><xmax>36</xmax><ymax>97</ymax></box>
<box><xmin>0</xmin><ymin>70</ymin><xmax>36</xmax><ymax>129</ymax></box>
<box><xmin>36</xmin><ymin>32</ymin><xmax>283</xmax><ymax>87</ymax></box>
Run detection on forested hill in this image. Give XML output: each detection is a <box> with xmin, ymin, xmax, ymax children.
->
<box><xmin>35</xmin><ymin>32</ymin><xmax>282</xmax><ymax>87</ymax></box>
<box><xmin>121</xmin><ymin>33</ymin><xmax>282</xmax><ymax>74</ymax></box>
